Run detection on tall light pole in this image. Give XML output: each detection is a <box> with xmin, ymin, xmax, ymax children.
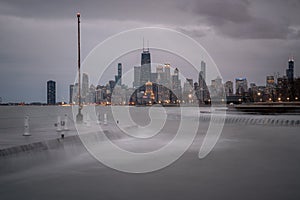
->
<box><xmin>76</xmin><ymin>12</ymin><xmax>83</xmax><ymax>123</ymax></box>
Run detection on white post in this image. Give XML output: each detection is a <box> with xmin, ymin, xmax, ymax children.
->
<box><xmin>23</xmin><ymin>116</ymin><xmax>31</xmax><ymax>136</ymax></box>
<box><xmin>56</xmin><ymin>116</ymin><xmax>62</xmax><ymax>132</ymax></box>
<box><xmin>63</xmin><ymin>114</ymin><xmax>69</xmax><ymax>131</ymax></box>
<box><xmin>86</xmin><ymin>113</ymin><xmax>91</xmax><ymax>127</ymax></box>
<box><xmin>104</xmin><ymin>113</ymin><xmax>107</xmax><ymax>125</ymax></box>
<box><xmin>97</xmin><ymin>112</ymin><xmax>101</xmax><ymax>124</ymax></box>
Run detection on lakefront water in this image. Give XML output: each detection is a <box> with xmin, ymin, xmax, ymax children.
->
<box><xmin>0</xmin><ymin>105</ymin><xmax>300</xmax><ymax>200</ymax></box>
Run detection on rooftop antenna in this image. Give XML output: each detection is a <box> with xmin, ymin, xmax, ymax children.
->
<box><xmin>147</xmin><ymin>40</ymin><xmax>149</xmax><ymax>51</ymax></box>
<box><xmin>289</xmin><ymin>53</ymin><xmax>294</xmax><ymax>61</ymax></box>
<box><xmin>143</xmin><ymin>37</ymin><xmax>145</xmax><ymax>51</ymax></box>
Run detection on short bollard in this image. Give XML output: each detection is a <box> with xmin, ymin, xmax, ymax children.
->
<box><xmin>97</xmin><ymin>113</ymin><xmax>101</xmax><ymax>124</ymax></box>
<box><xmin>104</xmin><ymin>113</ymin><xmax>107</xmax><ymax>125</ymax></box>
<box><xmin>56</xmin><ymin>116</ymin><xmax>62</xmax><ymax>132</ymax></box>
<box><xmin>85</xmin><ymin>114</ymin><xmax>91</xmax><ymax>127</ymax></box>
<box><xmin>63</xmin><ymin>114</ymin><xmax>69</xmax><ymax>131</ymax></box>
<box><xmin>23</xmin><ymin>116</ymin><xmax>31</xmax><ymax>136</ymax></box>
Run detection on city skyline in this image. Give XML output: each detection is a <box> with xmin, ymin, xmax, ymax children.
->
<box><xmin>0</xmin><ymin>47</ymin><xmax>298</xmax><ymax>104</ymax></box>
<box><xmin>65</xmin><ymin>47</ymin><xmax>298</xmax><ymax>106</ymax></box>
<box><xmin>1</xmin><ymin>0</ymin><xmax>300</xmax><ymax>102</ymax></box>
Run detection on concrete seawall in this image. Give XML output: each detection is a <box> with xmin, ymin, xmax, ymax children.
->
<box><xmin>0</xmin><ymin>126</ymin><xmax>134</xmax><ymax>157</ymax></box>
<box><xmin>0</xmin><ymin>134</ymin><xmax>82</xmax><ymax>157</ymax></box>
<box><xmin>200</xmin><ymin>114</ymin><xmax>300</xmax><ymax>126</ymax></box>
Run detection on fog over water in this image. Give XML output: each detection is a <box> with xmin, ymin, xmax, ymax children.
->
<box><xmin>0</xmin><ymin>106</ymin><xmax>300</xmax><ymax>200</ymax></box>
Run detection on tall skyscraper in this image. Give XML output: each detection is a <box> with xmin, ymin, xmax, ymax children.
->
<box><xmin>140</xmin><ymin>48</ymin><xmax>151</xmax><ymax>85</ymax></box>
<box><xmin>115</xmin><ymin>63</ymin><xmax>122</xmax><ymax>85</ymax></box>
<box><xmin>164</xmin><ymin>63</ymin><xmax>171</xmax><ymax>88</ymax></box>
<box><xmin>133</xmin><ymin>66</ymin><xmax>141</xmax><ymax>88</ymax></box>
<box><xmin>198</xmin><ymin>64</ymin><xmax>210</xmax><ymax>103</ymax></box>
<box><xmin>286</xmin><ymin>58</ymin><xmax>294</xmax><ymax>83</ymax></box>
<box><xmin>47</xmin><ymin>80</ymin><xmax>56</xmax><ymax>105</ymax></box>
<box><xmin>172</xmin><ymin>68</ymin><xmax>182</xmax><ymax>100</ymax></box>
<box><xmin>82</xmin><ymin>73</ymin><xmax>89</xmax><ymax>102</ymax></box>
<box><xmin>201</xmin><ymin>61</ymin><xmax>206</xmax><ymax>81</ymax></box>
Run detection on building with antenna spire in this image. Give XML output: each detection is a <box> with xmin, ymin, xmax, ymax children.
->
<box><xmin>286</xmin><ymin>56</ymin><xmax>294</xmax><ymax>83</ymax></box>
<box><xmin>140</xmin><ymin>40</ymin><xmax>151</xmax><ymax>85</ymax></box>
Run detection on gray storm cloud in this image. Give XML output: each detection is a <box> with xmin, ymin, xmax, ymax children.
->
<box><xmin>0</xmin><ymin>0</ymin><xmax>299</xmax><ymax>102</ymax></box>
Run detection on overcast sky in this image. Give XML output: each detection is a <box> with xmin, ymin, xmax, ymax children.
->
<box><xmin>0</xmin><ymin>0</ymin><xmax>299</xmax><ymax>103</ymax></box>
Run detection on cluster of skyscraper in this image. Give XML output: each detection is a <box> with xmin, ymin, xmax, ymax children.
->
<box><xmin>48</xmin><ymin>47</ymin><xmax>298</xmax><ymax>106</ymax></box>
<box><xmin>223</xmin><ymin>57</ymin><xmax>299</xmax><ymax>103</ymax></box>
<box><xmin>67</xmin><ymin>46</ymin><xmax>211</xmax><ymax>106</ymax></box>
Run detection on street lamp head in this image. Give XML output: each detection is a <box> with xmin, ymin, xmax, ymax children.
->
<box><xmin>77</xmin><ymin>12</ymin><xmax>80</xmax><ymax>17</ymax></box>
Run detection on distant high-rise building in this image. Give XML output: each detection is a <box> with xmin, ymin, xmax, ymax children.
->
<box><xmin>88</xmin><ymin>84</ymin><xmax>96</xmax><ymax>103</ymax></box>
<box><xmin>224</xmin><ymin>81</ymin><xmax>234</xmax><ymax>96</ymax></box>
<box><xmin>201</xmin><ymin>61</ymin><xmax>206</xmax><ymax>81</ymax></box>
<box><xmin>109</xmin><ymin>80</ymin><xmax>116</xmax><ymax>93</ymax></box>
<box><xmin>82</xmin><ymin>73</ymin><xmax>89</xmax><ymax>102</ymax></box>
<box><xmin>210</xmin><ymin>76</ymin><xmax>224</xmax><ymax>97</ymax></box>
<box><xmin>285</xmin><ymin>57</ymin><xmax>295</xmax><ymax>100</ymax></box>
<box><xmin>140</xmin><ymin>48</ymin><xmax>151</xmax><ymax>85</ymax></box>
<box><xmin>115</xmin><ymin>63</ymin><xmax>122</xmax><ymax>85</ymax></box>
<box><xmin>164</xmin><ymin>63</ymin><xmax>171</xmax><ymax>88</ymax></box>
<box><xmin>47</xmin><ymin>80</ymin><xmax>56</xmax><ymax>105</ymax></box>
<box><xmin>150</xmin><ymin>72</ymin><xmax>158</xmax><ymax>83</ymax></box>
<box><xmin>183</xmin><ymin>78</ymin><xmax>194</xmax><ymax>103</ymax></box>
<box><xmin>186</xmin><ymin>78</ymin><xmax>193</xmax><ymax>87</ymax></box>
<box><xmin>73</xmin><ymin>83</ymin><xmax>79</xmax><ymax>103</ymax></box>
<box><xmin>95</xmin><ymin>85</ymin><xmax>107</xmax><ymax>103</ymax></box>
<box><xmin>276</xmin><ymin>76</ymin><xmax>288</xmax><ymax>100</ymax></box>
<box><xmin>198</xmin><ymin>61</ymin><xmax>208</xmax><ymax>102</ymax></box>
<box><xmin>286</xmin><ymin>58</ymin><xmax>294</xmax><ymax>83</ymax></box>
<box><xmin>133</xmin><ymin>66</ymin><xmax>141</xmax><ymax>88</ymax></box>
<box><xmin>69</xmin><ymin>84</ymin><xmax>74</xmax><ymax>104</ymax></box>
<box><xmin>156</xmin><ymin>65</ymin><xmax>164</xmax><ymax>74</ymax></box>
<box><xmin>156</xmin><ymin>65</ymin><xmax>165</xmax><ymax>85</ymax></box>
<box><xmin>235</xmin><ymin>78</ymin><xmax>248</xmax><ymax>95</ymax></box>
<box><xmin>174</xmin><ymin>67</ymin><xmax>179</xmax><ymax>76</ymax></box>
<box><xmin>213</xmin><ymin>76</ymin><xmax>222</xmax><ymax>86</ymax></box>
<box><xmin>171</xmin><ymin>68</ymin><xmax>182</xmax><ymax>100</ymax></box>
<box><xmin>266</xmin><ymin>76</ymin><xmax>275</xmax><ymax>87</ymax></box>
<box><xmin>265</xmin><ymin>76</ymin><xmax>276</xmax><ymax>101</ymax></box>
